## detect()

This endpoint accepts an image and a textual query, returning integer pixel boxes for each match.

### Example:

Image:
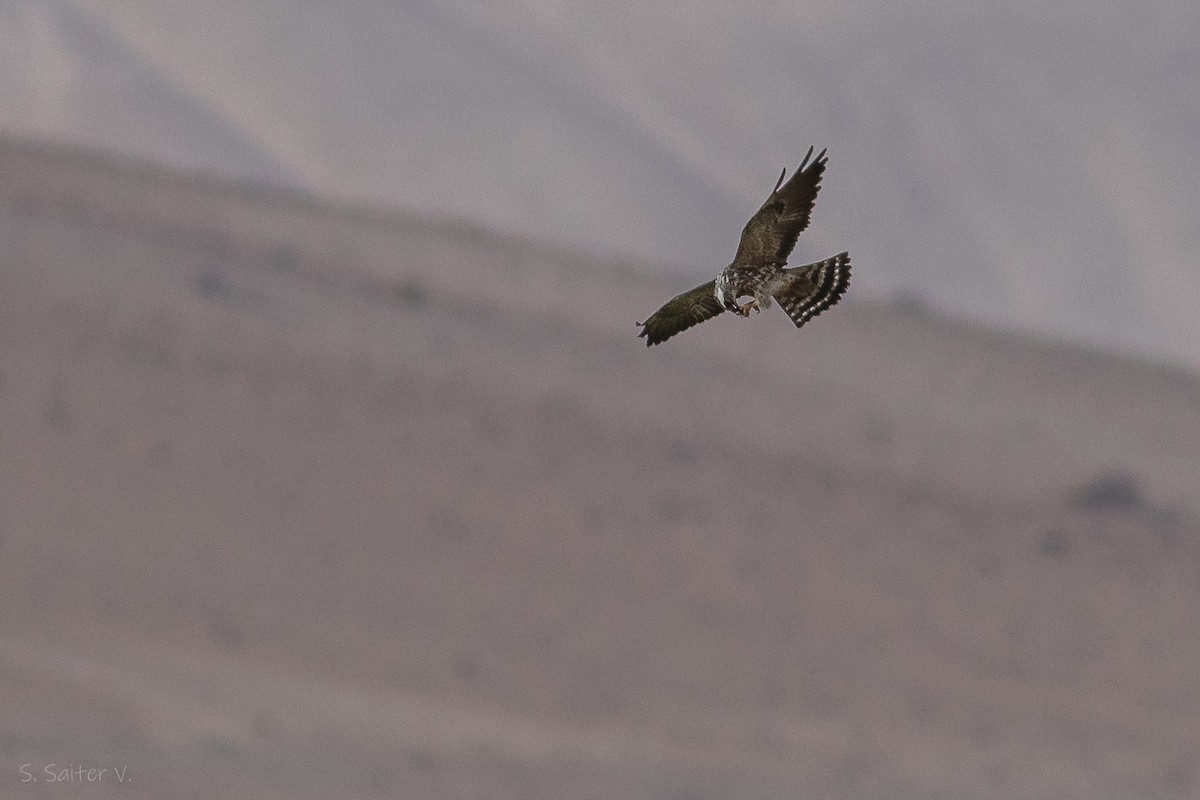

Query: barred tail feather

[773,252,851,329]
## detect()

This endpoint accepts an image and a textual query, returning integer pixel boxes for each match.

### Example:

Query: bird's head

[714,275,740,313]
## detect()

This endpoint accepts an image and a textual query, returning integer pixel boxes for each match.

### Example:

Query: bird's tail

[773,252,851,329]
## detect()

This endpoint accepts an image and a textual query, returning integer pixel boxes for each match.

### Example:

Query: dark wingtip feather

[638,327,663,347]
[799,146,828,174]
[772,166,788,194]
[636,322,659,346]
[799,145,815,169]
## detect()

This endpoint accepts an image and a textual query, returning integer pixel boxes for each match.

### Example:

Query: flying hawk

[637,147,850,346]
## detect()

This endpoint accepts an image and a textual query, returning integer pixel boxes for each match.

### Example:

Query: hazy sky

[2,0,1198,369]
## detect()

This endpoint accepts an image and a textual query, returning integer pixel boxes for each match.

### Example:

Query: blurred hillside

[1,137,1199,799]
[1,0,1198,368]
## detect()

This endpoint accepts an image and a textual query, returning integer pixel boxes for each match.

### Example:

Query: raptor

[637,147,850,346]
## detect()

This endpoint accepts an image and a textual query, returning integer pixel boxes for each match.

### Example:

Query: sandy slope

[1,137,1199,799]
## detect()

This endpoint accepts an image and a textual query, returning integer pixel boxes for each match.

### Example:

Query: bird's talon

[736,300,760,317]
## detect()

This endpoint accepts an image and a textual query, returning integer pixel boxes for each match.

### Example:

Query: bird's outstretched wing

[732,146,827,266]
[637,280,724,347]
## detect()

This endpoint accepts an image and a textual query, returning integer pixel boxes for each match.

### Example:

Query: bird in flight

[637,147,850,346]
